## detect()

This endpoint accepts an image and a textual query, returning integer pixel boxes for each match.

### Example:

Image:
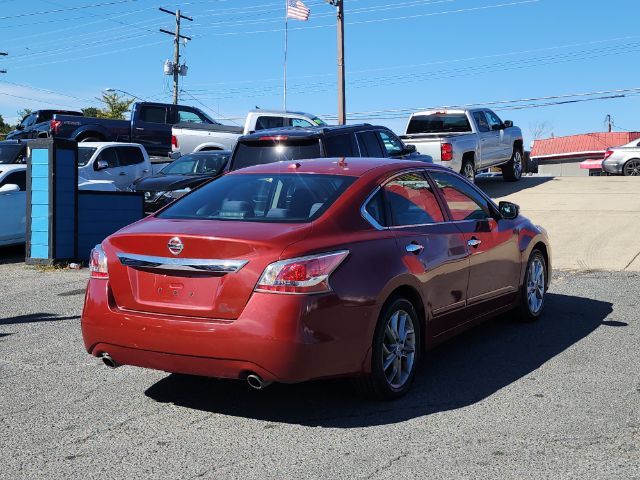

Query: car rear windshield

[230,138,322,171]
[157,173,355,223]
[0,144,24,164]
[77,147,97,166]
[406,114,471,134]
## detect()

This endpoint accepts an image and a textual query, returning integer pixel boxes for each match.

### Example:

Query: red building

[531,132,640,175]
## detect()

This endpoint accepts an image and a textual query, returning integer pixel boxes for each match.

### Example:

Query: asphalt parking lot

[1,177,639,479]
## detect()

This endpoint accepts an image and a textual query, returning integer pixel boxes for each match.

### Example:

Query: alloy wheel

[462,162,475,182]
[512,151,523,179]
[526,257,545,315]
[382,309,416,389]
[623,159,640,176]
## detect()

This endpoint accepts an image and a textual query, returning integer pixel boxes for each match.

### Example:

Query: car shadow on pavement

[476,175,554,198]
[0,313,80,325]
[0,245,25,265]
[145,293,612,428]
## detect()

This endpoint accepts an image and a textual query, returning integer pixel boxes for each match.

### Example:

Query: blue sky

[1,0,639,145]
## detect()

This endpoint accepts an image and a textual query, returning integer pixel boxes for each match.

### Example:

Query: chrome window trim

[117,253,248,273]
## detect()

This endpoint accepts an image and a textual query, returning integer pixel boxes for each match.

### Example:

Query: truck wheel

[461,159,476,183]
[502,148,523,182]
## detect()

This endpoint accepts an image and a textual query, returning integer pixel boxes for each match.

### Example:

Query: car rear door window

[378,130,404,157]
[363,190,388,227]
[95,147,119,169]
[384,172,444,226]
[139,106,167,124]
[356,131,385,157]
[254,116,288,130]
[116,146,144,166]
[429,172,491,221]
[323,133,358,157]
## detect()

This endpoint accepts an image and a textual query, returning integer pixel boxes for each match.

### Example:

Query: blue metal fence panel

[29,148,49,259]
[54,148,77,259]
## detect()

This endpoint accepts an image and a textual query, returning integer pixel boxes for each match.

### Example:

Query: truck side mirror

[15,124,24,131]
[95,160,109,171]
[403,144,417,155]
[504,120,513,128]
[0,184,20,194]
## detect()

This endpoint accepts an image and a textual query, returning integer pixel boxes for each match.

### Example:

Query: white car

[0,165,27,247]
[78,142,151,191]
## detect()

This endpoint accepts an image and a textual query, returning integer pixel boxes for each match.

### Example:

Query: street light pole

[327,0,346,125]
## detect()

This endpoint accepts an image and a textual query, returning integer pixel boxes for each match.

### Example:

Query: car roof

[226,157,449,177]
[0,164,27,178]
[248,109,320,117]
[77,142,144,148]
[0,139,32,145]
[239,123,385,141]
[186,150,232,155]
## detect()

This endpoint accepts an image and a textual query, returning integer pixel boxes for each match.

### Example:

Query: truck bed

[173,122,244,134]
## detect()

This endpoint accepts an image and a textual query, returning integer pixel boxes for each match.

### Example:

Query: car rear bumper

[602,159,622,174]
[81,279,376,383]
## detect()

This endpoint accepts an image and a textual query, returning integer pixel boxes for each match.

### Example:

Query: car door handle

[135,127,145,131]
[119,172,127,176]
[405,243,424,254]
[467,237,482,248]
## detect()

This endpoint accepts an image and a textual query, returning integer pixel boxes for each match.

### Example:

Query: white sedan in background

[77,142,152,190]
[0,165,27,247]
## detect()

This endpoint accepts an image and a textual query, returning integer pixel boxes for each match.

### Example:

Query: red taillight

[258,135,288,141]
[89,244,108,279]
[603,149,614,160]
[171,134,178,148]
[255,251,349,294]
[50,119,62,134]
[441,143,453,161]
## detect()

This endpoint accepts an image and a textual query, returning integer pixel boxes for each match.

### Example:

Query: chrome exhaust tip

[101,353,119,369]
[246,374,272,390]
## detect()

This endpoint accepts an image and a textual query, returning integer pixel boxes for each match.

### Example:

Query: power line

[0,0,140,20]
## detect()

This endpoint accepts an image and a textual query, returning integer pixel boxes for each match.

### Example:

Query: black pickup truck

[5,110,83,140]
[45,102,219,157]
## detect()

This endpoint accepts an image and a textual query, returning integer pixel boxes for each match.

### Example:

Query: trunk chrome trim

[117,253,248,273]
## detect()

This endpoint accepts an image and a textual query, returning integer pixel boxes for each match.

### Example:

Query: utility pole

[605,114,612,133]
[159,7,192,105]
[327,0,345,124]
[0,52,7,74]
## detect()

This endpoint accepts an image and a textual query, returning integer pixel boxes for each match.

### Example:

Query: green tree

[16,108,33,123]
[0,114,12,136]
[81,107,101,118]
[96,92,133,119]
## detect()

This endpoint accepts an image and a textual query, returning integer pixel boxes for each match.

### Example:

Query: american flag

[287,0,310,21]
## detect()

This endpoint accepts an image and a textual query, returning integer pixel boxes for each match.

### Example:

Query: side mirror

[403,144,417,155]
[499,201,519,220]
[503,120,513,128]
[95,160,109,171]
[15,124,24,131]
[0,184,20,194]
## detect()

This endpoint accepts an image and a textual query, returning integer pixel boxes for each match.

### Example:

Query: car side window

[378,130,404,157]
[324,133,358,157]
[117,147,144,166]
[430,172,491,221]
[1,171,26,190]
[364,190,387,227]
[291,118,313,128]
[95,148,119,169]
[356,131,384,157]
[472,112,490,133]
[139,106,167,124]
[485,110,503,131]
[178,109,209,124]
[255,116,287,130]
[384,172,444,226]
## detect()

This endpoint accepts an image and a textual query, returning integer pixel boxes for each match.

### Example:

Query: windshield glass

[312,117,327,126]
[160,152,229,176]
[0,144,25,164]
[231,139,322,171]
[77,147,97,166]
[157,173,354,223]
[406,113,472,134]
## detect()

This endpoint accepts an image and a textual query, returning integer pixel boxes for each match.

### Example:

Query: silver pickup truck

[171,110,327,156]
[400,108,524,182]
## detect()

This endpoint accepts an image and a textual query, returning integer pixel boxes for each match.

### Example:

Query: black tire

[502,147,523,182]
[354,296,421,400]
[461,158,476,183]
[622,158,640,176]
[516,249,547,322]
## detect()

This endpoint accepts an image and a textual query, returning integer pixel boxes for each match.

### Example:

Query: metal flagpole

[284,0,288,111]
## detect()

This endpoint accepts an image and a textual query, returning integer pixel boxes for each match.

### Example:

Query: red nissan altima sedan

[82,158,551,399]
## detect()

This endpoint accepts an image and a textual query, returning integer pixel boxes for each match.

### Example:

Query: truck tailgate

[401,136,442,163]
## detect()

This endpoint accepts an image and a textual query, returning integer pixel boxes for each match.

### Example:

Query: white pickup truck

[400,108,524,182]
[171,110,327,156]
